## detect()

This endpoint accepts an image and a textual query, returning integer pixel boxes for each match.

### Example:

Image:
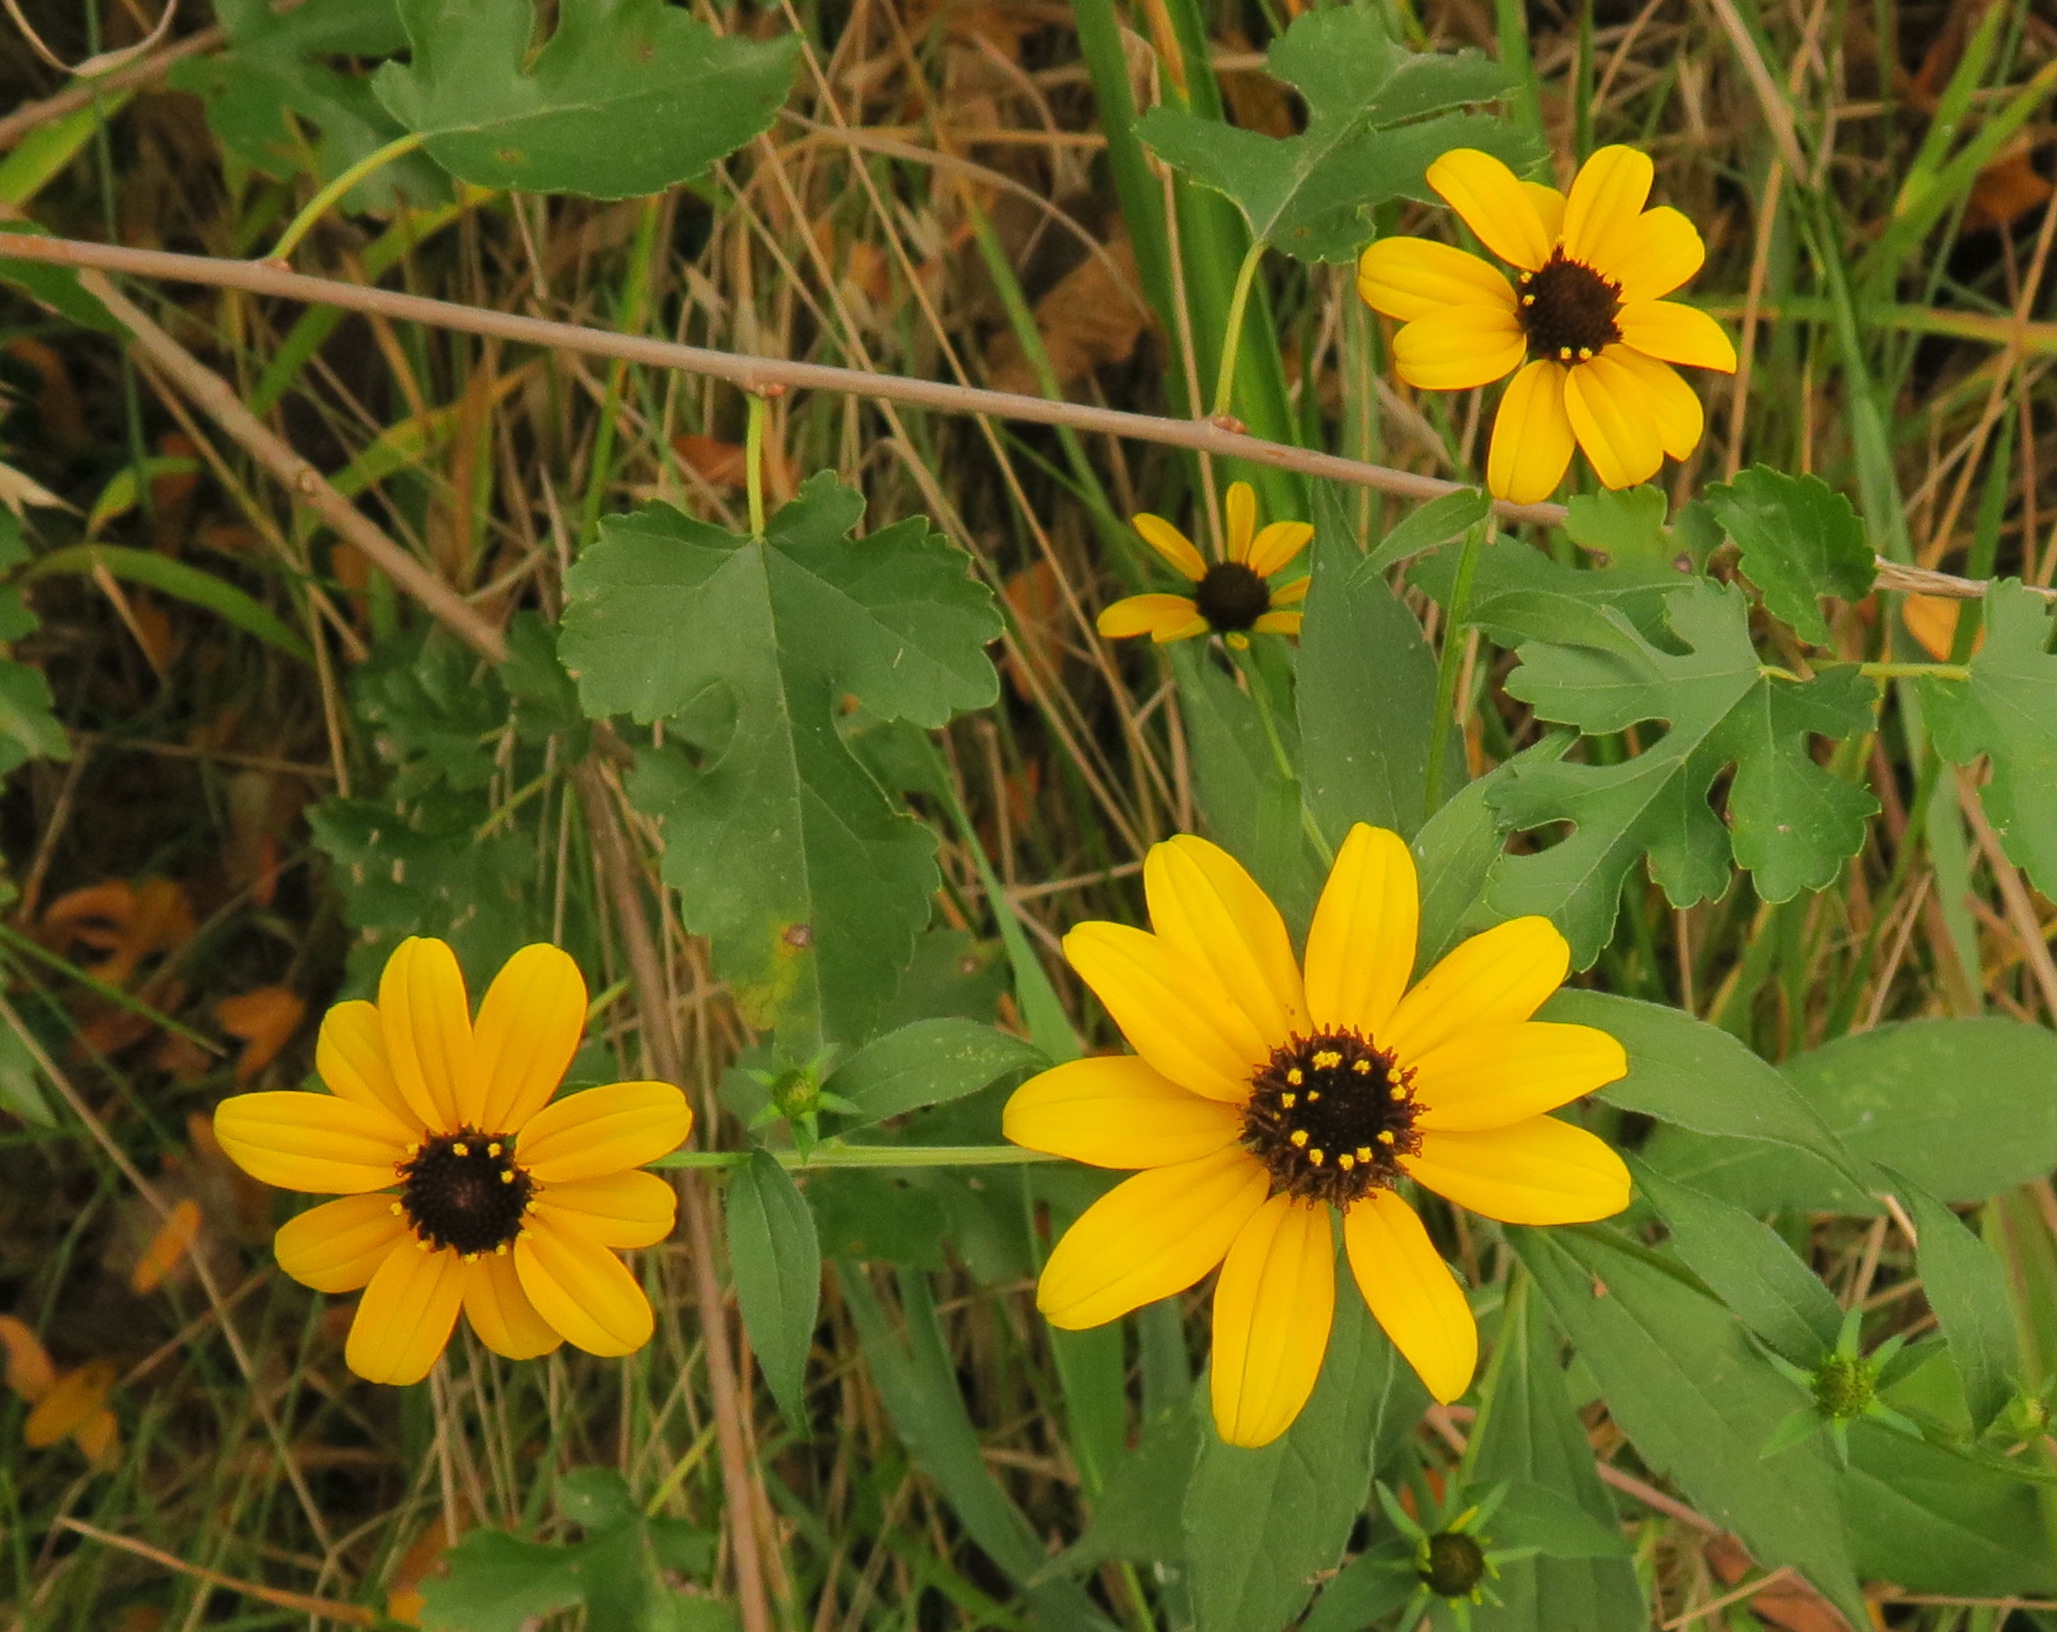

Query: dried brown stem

[0,26,225,151]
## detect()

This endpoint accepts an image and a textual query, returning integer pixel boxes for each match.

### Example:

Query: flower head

[214,938,692,1385]
[1097,481,1312,650]
[1003,825,1629,1446]
[1357,145,1738,504]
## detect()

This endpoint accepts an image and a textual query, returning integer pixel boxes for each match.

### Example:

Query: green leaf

[1298,1539,1417,1632]
[1705,467,1875,646]
[0,661,67,776]
[1361,487,1489,576]
[1489,582,1879,965]
[28,544,312,662]
[1409,532,1691,649]
[1183,1287,1426,1632]
[1895,1175,2018,1435]
[1296,485,1441,841]
[420,1531,585,1632]
[822,1019,1043,1130]
[1641,1017,2057,1213]
[1630,1159,1843,1367]
[1843,1418,2054,1597]
[725,1151,820,1428]
[1563,485,1672,566]
[561,476,1002,1054]
[1516,1226,1865,1625]
[1411,735,1568,967]
[374,0,798,199]
[808,1170,949,1269]
[1058,1407,1201,1570]
[1464,1275,1644,1631]
[1924,580,2057,898]
[0,1020,53,1126]
[1136,7,1533,262]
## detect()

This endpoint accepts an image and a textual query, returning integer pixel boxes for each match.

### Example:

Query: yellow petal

[1607,347,1705,460]
[1132,513,1207,582]
[1563,350,1664,491]
[1343,1190,1476,1403]
[1210,1196,1335,1448]
[474,944,587,1134]
[1427,148,1556,271]
[1563,145,1654,274]
[531,1171,678,1248]
[24,1359,116,1449]
[1523,181,1567,244]
[1304,824,1418,1038]
[346,1243,464,1385]
[1617,299,1738,372]
[1064,922,1270,1101]
[1246,521,1314,579]
[461,1252,563,1360]
[1487,360,1576,505]
[214,1091,411,1194]
[1144,834,1306,1049]
[1394,306,1525,391]
[1406,1116,1632,1224]
[514,1210,654,1357]
[1411,1022,1629,1131]
[1269,576,1310,607]
[1610,205,1705,301]
[1098,594,1208,643]
[275,1194,411,1292]
[1386,916,1570,1061]
[316,1000,416,1132]
[517,1080,693,1184]
[1036,1146,1269,1328]
[1003,1054,1244,1168]
[378,937,480,1133]
[1224,482,1256,564]
[1356,238,1515,322]
[1252,610,1303,637]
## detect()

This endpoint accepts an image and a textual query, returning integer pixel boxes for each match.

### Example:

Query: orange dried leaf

[73,1406,120,1469]
[1902,593,1984,660]
[1001,559,1067,700]
[0,1314,56,1401]
[986,235,1148,397]
[1966,145,2052,234]
[216,986,307,1082]
[42,877,197,987]
[24,1357,116,1449]
[671,432,792,499]
[131,1197,203,1294]
[387,1511,460,1625]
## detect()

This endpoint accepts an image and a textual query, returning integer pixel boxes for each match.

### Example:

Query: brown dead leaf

[1705,1536,1852,1632]
[386,1511,461,1626]
[150,431,202,533]
[41,877,197,989]
[671,432,794,500]
[216,986,306,1083]
[24,1356,117,1452]
[1001,558,1067,701]
[129,1197,203,1294]
[986,234,1148,396]
[1965,143,2052,234]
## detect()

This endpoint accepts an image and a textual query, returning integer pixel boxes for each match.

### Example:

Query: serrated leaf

[1924,580,2057,897]
[419,1531,585,1632]
[1297,485,1441,841]
[1894,1175,2017,1435]
[726,1151,820,1428]
[373,0,797,199]
[1136,8,1532,263]
[1408,533,1691,648]
[1563,485,1672,566]
[560,475,1001,1053]
[1488,582,1879,965]
[1706,468,1874,646]
[1516,1225,1865,1626]
[823,1018,1043,1130]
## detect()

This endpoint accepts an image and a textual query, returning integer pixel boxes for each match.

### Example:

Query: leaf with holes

[1705,467,1874,646]
[559,474,1001,1055]
[1486,581,1878,964]
[374,0,797,199]
[1137,7,1535,263]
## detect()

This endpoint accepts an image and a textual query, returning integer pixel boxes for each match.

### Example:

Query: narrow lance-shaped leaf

[1893,1173,2019,1436]
[726,1151,821,1429]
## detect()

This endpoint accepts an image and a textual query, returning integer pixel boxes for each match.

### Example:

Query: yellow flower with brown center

[1357,145,1738,504]
[1003,824,1630,1447]
[1097,481,1312,650]
[213,937,692,1385]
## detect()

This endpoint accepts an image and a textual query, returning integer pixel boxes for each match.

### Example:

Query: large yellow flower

[1004,825,1629,1447]
[1357,145,1737,504]
[214,937,692,1385]
[1098,481,1312,649]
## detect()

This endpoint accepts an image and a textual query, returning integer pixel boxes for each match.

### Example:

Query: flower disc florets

[399,1128,533,1256]
[1240,1029,1421,1208]
[1421,1530,1488,1599]
[1812,1352,1876,1421]
[1515,252,1624,363]
[1192,560,1272,634]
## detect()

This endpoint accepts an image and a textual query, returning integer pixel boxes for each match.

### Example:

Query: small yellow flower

[1357,145,1738,504]
[1004,825,1630,1447]
[1098,481,1312,650]
[214,937,692,1385]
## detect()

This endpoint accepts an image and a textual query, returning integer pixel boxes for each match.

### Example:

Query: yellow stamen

[1308,1149,1325,1166]
[451,1142,469,1158]
[500,1170,515,1184]
[1312,1050,1341,1069]
[1356,1146,1373,1162]
[1378,1130,1396,1145]
[1290,1129,1309,1148]
[486,1141,502,1157]
[1338,1153,1356,1171]
[1352,1058,1371,1074]
[1281,1092,1297,1108]
[1286,1067,1304,1086]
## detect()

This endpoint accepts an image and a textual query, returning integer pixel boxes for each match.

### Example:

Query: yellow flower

[1003,825,1630,1447]
[1357,145,1738,505]
[1098,481,1312,650]
[214,937,692,1385]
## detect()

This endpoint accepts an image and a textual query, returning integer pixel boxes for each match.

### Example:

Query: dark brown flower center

[399,1128,533,1255]
[1517,252,1622,363]
[1422,1531,1488,1599]
[1193,561,1271,633]
[1239,1029,1421,1207]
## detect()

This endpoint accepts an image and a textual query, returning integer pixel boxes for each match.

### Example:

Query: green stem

[265,131,427,263]
[1210,238,1268,421]
[746,392,769,539]
[652,1144,1061,1172]
[1858,660,1971,682]
[1423,519,1492,819]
